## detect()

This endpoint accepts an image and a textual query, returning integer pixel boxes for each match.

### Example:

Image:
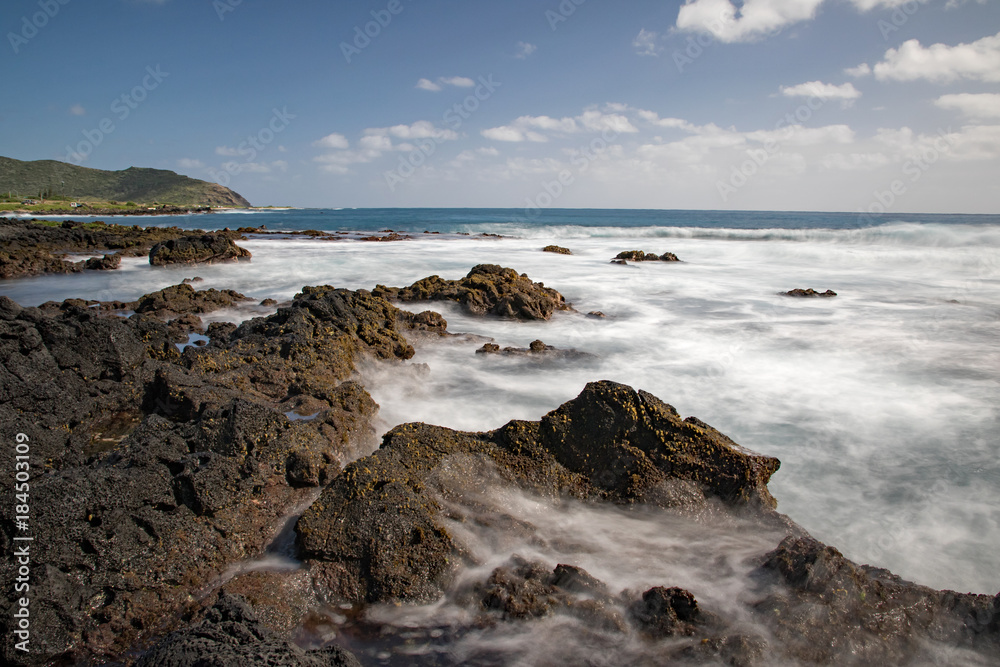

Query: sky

[2,0,999,213]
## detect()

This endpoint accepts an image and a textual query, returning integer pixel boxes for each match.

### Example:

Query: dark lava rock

[750,536,1000,664]
[588,311,607,318]
[134,283,251,318]
[782,288,837,297]
[610,259,628,266]
[182,277,205,284]
[135,593,360,667]
[0,283,430,665]
[359,232,406,242]
[0,217,232,279]
[296,381,781,604]
[475,339,595,360]
[149,234,252,266]
[260,298,278,307]
[614,250,680,262]
[629,586,701,637]
[374,264,570,321]
[542,245,572,255]
[84,252,123,271]
[476,342,501,354]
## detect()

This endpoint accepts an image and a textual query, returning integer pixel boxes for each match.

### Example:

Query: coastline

[1,213,998,665]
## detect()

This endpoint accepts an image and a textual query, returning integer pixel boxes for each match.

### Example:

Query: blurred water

[2,211,998,597]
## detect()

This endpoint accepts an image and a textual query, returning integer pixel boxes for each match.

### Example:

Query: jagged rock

[588,311,607,318]
[374,264,569,321]
[614,250,680,262]
[260,298,278,307]
[542,245,572,255]
[296,381,781,604]
[135,593,360,667]
[475,339,594,360]
[149,234,252,266]
[477,342,501,354]
[0,283,421,665]
[133,284,251,318]
[628,586,701,637]
[84,252,122,271]
[782,288,837,297]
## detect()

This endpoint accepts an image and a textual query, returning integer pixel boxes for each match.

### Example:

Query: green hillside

[0,156,251,207]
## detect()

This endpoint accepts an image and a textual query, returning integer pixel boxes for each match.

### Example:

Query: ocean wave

[461,222,1000,248]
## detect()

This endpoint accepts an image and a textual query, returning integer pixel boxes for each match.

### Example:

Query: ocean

[3,208,999,658]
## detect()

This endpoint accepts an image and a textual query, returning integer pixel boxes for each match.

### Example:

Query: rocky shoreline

[1,235,998,665]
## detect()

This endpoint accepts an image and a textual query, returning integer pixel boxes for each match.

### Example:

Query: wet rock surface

[475,339,594,360]
[0,217,241,279]
[542,245,572,255]
[782,288,837,297]
[0,284,433,665]
[614,250,680,262]
[374,264,570,320]
[149,233,252,266]
[135,593,361,667]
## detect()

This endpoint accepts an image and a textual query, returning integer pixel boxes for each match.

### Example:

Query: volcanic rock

[374,264,569,321]
[543,245,573,255]
[782,288,837,297]
[614,250,680,262]
[149,234,252,266]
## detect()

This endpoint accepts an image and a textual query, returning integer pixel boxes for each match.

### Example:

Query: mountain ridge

[0,156,251,207]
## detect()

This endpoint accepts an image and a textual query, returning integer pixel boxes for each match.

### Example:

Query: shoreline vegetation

[0,218,998,665]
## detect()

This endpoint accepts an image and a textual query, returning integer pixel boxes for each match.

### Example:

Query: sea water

[3,209,998,602]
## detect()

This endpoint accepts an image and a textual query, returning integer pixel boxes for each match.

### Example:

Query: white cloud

[780,81,862,107]
[69,104,86,116]
[675,0,825,43]
[359,134,392,151]
[633,29,661,56]
[416,76,475,92]
[850,0,928,10]
[935,93,1000,118]
[177,158,205,169]
[875,124,1000,161]
[845,63,872,78]
[482,109,638,143]
[514,42,537,59]
[215,146,240,156]
[416,78,443,92]
[820,152,890,170]
[440,76,475,87]
[366,120,458,141]
[873,31,1000,83]
[477,147,500,156]
[313,133,349,149]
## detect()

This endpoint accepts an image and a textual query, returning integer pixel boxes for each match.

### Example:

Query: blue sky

[2,0,999,212]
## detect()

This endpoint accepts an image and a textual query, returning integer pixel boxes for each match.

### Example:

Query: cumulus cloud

[675,0,824,43]
[313,133,349,149]
[177,158,205,169]
[934,93,1000,118]
[416,78,442,92]
[215,146,240,156]
[872,31,1000,83]
[845,63,872,78]
[69,104,86,116]
[632,29,661,56]
[514,42,537,59]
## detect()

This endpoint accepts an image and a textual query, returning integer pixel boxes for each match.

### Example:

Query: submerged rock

[614,250,680,262]
[149,233,252,266]
[374,264,570,321]
[542,245,573,255]
[782,288,837,297]
[135,593,360,667]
